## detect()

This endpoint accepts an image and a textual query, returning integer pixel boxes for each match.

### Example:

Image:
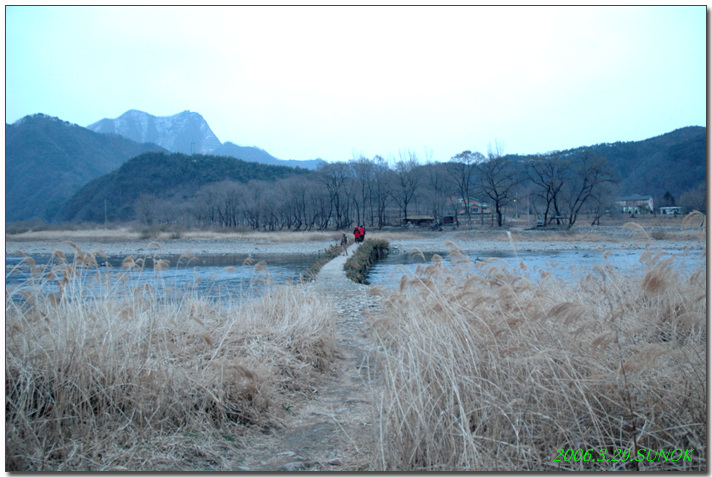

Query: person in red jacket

[358,225,365,243]
[353,226,361,244]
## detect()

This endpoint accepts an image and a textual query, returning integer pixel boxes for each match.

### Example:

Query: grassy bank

[368,234,706,471]
[5,247,338,471]
[344,239,390,283]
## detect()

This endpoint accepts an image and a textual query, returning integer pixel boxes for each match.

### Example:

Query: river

[5,246,705,300]
[366,247,705,287]
[5,253,318,301]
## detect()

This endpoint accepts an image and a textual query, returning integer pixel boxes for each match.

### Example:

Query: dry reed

[5,245,338,471]
[369,224,706,471]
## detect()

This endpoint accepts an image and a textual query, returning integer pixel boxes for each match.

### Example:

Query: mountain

[565,126,706,200]
[87,109,222,155]
[88,109,326,169]
[63,152,310,222]
[6,114,167,223]
[7,111,704,225]
[213,141,326,170]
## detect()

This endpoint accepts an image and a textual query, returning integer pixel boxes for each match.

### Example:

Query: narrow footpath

[234,242,384,471]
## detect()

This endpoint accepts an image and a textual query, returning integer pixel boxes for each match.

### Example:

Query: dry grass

[191,229,342,243]
[6,227,431,247]
[368,229,706,471]
[4,224,431,242]
[6,227,339,244]
[9,222,700,249]
[5,245,338,471]
[506,225,702,244]
[6,226,144,242]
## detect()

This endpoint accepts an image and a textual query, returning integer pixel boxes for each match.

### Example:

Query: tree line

[133,146,700,231]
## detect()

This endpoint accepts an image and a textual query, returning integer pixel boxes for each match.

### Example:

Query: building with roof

[616,194,654,214]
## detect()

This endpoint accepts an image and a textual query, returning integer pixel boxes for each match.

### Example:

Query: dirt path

[234,243,383,471]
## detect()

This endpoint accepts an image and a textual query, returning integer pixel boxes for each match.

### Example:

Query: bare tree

[526,152,567,226]
[317,162,356,229]
[587,181,616,226]
[371,155,392,229]
[242,180,267,230]
[560,152,617,229]
[390,151,421,225]
[192,184,220,226]
[447,150,482,225]
[309,181,332,229]
[679,185,706,214]
[476,143,520,227]
[278,176,305,230]
[349,155,374,227]
[135,194,160,226]
[422,161,451,224]
[190,181,246,228]
[218,182,244,228]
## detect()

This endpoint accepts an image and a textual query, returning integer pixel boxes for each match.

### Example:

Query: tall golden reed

[369,227,706,471]
[5,246,338,471]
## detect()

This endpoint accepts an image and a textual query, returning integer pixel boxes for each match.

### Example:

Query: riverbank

[6,224,705,260]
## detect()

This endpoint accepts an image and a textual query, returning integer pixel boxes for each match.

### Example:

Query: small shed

[440,215,457,226]
[402,215,436,227]
[659,206,681,215]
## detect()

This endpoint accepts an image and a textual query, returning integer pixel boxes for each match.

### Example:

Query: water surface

[366,247,704,288]
[6,253,318,300]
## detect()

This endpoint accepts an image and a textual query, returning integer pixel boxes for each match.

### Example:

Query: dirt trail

[235,243,383,471]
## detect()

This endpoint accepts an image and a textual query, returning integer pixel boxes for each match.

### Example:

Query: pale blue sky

[5,5,707,162]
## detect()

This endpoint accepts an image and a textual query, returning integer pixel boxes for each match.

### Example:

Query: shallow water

[5,253,319,300]
[366,247,705,288]
[6,246,705,299]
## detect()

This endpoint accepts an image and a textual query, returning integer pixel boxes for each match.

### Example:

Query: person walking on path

[353,226,361,244]
[358,225,365,243]
[340,233,349,256]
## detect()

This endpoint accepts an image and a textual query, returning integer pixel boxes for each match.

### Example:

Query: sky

[5,4,707,163]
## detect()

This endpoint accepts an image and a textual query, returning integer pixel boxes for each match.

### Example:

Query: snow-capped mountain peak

[87,109,222,155]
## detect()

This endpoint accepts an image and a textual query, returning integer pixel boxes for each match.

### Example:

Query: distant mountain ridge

[87,109,326,169]
[5,110,325,224]
[88,110,222,155]
[5,112,705,225]
[6,114,167,223]
[213,141,326,170]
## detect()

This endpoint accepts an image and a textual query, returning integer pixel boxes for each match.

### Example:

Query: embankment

[344,239,389,283]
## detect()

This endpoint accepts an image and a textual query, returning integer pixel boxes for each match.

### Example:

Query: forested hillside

[63,152,310,222]
[6,114,167,222]
[497,126,707,221]
[7,113,705,229]
[572,126,705,200]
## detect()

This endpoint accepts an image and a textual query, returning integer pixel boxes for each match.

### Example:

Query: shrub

[344,238,389,283]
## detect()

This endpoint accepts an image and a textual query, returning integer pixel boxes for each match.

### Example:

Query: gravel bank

[6,225,704,259]
[5,237,335,258]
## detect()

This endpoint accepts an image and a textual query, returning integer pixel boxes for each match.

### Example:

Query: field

[5,216,707,471]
